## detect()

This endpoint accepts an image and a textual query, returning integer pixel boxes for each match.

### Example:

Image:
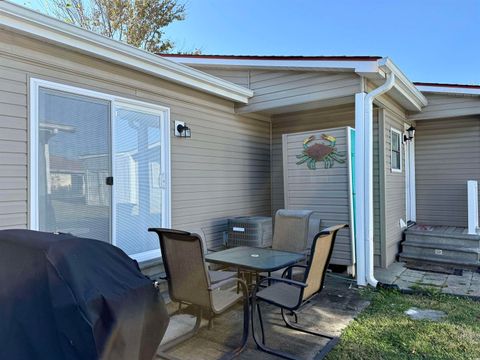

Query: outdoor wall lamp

[174,120,191,138]
[404,126,416,142]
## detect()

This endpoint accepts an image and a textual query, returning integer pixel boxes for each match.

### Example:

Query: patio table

[205,246,306,287]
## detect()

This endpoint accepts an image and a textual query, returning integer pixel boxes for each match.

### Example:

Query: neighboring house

[0,2,478,285]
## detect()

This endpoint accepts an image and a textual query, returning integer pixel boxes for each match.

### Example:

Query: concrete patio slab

[157,275,369,359]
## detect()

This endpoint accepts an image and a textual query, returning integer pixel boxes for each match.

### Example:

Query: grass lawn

[327,288,480,360]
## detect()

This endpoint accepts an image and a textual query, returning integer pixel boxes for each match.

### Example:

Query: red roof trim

[159,54,382,61]
[414,82,480,89]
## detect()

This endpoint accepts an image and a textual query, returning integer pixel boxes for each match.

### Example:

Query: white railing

[467,180,479,235]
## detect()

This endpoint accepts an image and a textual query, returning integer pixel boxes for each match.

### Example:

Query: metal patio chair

[272,209,321,253]
[149,228,250,360]
[251,224,348,360]
[187,227,236,284]
[264,209,322,279]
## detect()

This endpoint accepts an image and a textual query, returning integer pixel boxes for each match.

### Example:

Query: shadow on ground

[158,275,369,359]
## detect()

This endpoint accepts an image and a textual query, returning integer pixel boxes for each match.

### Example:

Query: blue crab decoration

[296,134,346,169]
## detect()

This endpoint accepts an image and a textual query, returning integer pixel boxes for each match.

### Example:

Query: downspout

[364,72,395,287]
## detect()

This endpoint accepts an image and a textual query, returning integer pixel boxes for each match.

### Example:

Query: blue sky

[13,0,480,84]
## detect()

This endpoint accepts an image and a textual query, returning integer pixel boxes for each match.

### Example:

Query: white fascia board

[378,58,428,110]
[416,85,480,96]
[0,1,253,103]
[165,56,381,74]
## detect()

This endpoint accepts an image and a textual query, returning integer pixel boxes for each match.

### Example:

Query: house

[0,1,478,286]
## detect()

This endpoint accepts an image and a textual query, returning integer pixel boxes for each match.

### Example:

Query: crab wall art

[296,134,346,169]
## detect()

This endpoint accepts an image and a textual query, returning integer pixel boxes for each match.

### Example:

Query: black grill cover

[0,229,169,360]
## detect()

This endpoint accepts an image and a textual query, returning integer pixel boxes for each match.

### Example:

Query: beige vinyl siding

[408,94,480,121]
[0,63,28,230]
[282,127,353,265]
[0,30,271,250]
[197,67,360,114]
[381,108,409,267]
[415,117,480,227]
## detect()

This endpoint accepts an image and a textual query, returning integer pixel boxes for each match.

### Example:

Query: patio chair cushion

[211,289,243,314]
[256,282,302,309]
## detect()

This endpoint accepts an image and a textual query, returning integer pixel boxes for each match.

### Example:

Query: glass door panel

[114,106,163,259]
[38,88,111,241]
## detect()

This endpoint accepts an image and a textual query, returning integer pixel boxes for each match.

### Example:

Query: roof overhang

[164,55,428,112]
[0,1,253,104]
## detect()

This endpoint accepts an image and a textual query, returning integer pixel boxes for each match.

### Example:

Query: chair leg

[281,308,339,359]
[251,298,298,360]
[256,303,265,345]
[157,306,203,356]
[281,308,334,339]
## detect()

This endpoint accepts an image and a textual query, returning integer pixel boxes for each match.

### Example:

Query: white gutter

[379,58,427,111]
[0,1,253,103]
[356,73,396,287]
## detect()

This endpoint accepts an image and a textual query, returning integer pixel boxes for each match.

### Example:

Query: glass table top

[205,246,306,272]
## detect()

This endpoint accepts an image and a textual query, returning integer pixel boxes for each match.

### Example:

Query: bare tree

[45,0,186,53]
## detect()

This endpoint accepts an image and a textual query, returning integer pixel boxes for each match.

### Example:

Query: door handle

[106,176,114,186]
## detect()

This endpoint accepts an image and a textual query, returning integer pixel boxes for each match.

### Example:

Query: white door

[405,137,416,222]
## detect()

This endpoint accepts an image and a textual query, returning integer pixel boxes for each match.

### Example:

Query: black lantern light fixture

[404,125,416,142]
[174,121,191,138]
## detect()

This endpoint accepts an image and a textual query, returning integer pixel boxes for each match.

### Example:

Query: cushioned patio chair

[149,228,249,360]
[251,224,348,360]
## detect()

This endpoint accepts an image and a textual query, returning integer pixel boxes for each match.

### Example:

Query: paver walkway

[375,262,480,298]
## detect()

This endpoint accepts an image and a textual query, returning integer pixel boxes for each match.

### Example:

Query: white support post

[467,180,479,235]
[355,92,366,286]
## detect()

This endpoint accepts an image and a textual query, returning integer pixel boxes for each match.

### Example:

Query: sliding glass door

[32,79,170,261]
[113,105,165,261]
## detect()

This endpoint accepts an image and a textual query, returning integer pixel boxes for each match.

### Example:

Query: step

[399,252,480,269]
[405,232,480,249]
[401,241,480,263]
[405,227,480,241]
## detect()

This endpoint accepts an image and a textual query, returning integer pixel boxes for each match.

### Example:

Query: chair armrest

[281,264,308,279]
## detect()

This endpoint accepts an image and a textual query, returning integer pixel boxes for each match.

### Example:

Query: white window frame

[390,127,403,173]
[29,78,171,262]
